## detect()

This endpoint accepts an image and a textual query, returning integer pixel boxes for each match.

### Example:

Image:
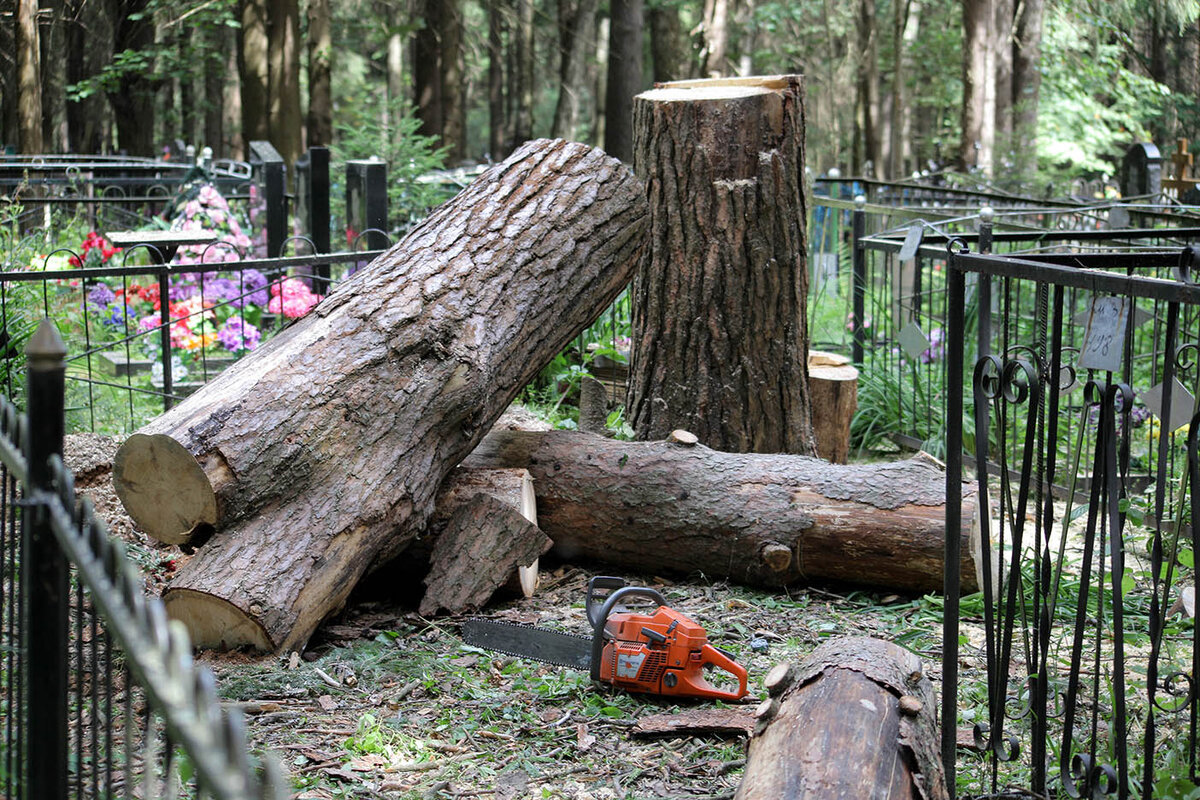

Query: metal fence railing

[0,318,286,799]
[943,248,1200,799]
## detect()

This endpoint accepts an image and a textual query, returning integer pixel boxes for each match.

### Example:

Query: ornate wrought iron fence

[0,319,286,800]
[943,247,1200,799]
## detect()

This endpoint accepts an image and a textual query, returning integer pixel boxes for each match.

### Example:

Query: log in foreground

[736,637,947,800]
[461,430,986,594]
[114,139,648,651]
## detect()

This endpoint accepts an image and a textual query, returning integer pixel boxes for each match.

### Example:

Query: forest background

[0,0,1198,203]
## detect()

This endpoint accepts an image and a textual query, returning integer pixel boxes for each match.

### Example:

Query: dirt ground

[65,431,961,800]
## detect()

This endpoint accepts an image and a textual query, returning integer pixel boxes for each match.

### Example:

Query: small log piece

[807,349,858,464]
[578,376,610,435]
[736,637,947,800]
[418,494,552,616]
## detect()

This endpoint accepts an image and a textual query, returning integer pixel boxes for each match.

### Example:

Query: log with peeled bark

[460,430,987,594]
[112,139,648,652]
[736,637,947,800]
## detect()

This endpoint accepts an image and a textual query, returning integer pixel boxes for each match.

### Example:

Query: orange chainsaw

[462,576,749,701]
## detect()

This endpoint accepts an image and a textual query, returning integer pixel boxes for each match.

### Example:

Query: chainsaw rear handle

[587,580,668,682]
[671,643,749,701]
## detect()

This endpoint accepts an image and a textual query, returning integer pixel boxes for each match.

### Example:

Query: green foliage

[1037,5,1172,180]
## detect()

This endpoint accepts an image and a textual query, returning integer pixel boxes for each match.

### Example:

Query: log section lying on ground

[461,430,986,594]
[112,139,649,652]
[736,637,947,800]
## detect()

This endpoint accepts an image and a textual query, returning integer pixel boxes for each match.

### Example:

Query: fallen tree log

[112,139,648,651]
[460,430,986,594]
[736,637,947,800]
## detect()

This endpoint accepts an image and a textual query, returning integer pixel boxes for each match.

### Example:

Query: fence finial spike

[26,318,67,364]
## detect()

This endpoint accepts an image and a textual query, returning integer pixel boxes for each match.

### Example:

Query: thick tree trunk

[487,0,508,159]
[461,430,988,595]
[1011,0,1043,180]
[113,140,648,652]
[307,0,333,148]
[604,0,643,163]
[512,0,535,146]
[648,3,685,82]
[16,0,42,153]
[267,0,303,167]
[958,0,988,172]
[992,0,1013,157]
[440,0,465,163]
[737,637,947,800]
[628,75,813,455]
[239,0,270,146]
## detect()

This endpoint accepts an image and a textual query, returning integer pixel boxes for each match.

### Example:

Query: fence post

[346,158,389,251]
[851,194,867,364]
[24,318,68,800]
[309,147,331,291]
[250,141,287,258]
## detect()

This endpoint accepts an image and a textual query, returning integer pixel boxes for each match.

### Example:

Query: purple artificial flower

[87,282,116,310]
[217,317,261,353]
[234,269,270,308]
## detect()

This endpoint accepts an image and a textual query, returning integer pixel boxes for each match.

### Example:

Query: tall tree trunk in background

[958,0,988,171]
[203,22,227,155]
[179,27,197,148]
[224,26,242,157]
[109,0,156,155]
[0,0,18,150]
[512,0,535,146]
[415,0,444,142]
[701,0,729,76]
[991,0,1013,169]
[552,0,598,140]
[40,0,67,152]
[604,0,642,163]
[887,0,911,179]
[487,0,507,159]
[648,2,684,82]
[591,15,609,145]
[439,0,465,162]
[16,0,42,153]
[735,0,756,76]
[383,1,404,137]
[267,0,303,166]
[1011,0,1043,181]
[239,0,270,147]
[307,0,333,147]
[853,0,880,176]
[67,0,112,153]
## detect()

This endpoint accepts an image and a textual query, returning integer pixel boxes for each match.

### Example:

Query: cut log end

[113,433,217,546]
[162,588,273,652]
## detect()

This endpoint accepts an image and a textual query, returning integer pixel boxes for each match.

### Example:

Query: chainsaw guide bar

[461,618,594,670]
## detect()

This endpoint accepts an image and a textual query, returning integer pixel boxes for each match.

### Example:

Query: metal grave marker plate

[898,222,924,262]
[898,320,931,362]
[1141,378,1196,434]
[1078,296,1129,373]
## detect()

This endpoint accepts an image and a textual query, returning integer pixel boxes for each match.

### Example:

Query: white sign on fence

[1078,295,1130,373]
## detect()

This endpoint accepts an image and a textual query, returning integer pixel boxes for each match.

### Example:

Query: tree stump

[628,75,814,454]
[808,350,858,464]
[462,430,988,594]
[737,637,947,800]
[112,139,649,652]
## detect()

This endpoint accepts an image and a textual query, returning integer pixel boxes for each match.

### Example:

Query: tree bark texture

[418,493,551,616]
[113,140,648,652]
[460,430,987,595]
[628,75,814,455]
[604,0,643,163]
[1011,0,1044,178]
[736,637,947,800]
[808,351,857,464]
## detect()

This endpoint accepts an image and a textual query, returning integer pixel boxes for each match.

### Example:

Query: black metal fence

[0,318,286,799]
[942,247,1200,799]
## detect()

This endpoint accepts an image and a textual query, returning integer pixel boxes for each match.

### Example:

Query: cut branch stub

[113,433,219,545]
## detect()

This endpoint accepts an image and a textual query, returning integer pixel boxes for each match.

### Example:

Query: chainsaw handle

[588,583,668,681]
[673,643,749,701]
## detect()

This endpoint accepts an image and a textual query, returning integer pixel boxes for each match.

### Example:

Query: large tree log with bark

[737,637,947,800]
[461,430,987,594]
[112,139,648,652]
[628,75,814,454]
